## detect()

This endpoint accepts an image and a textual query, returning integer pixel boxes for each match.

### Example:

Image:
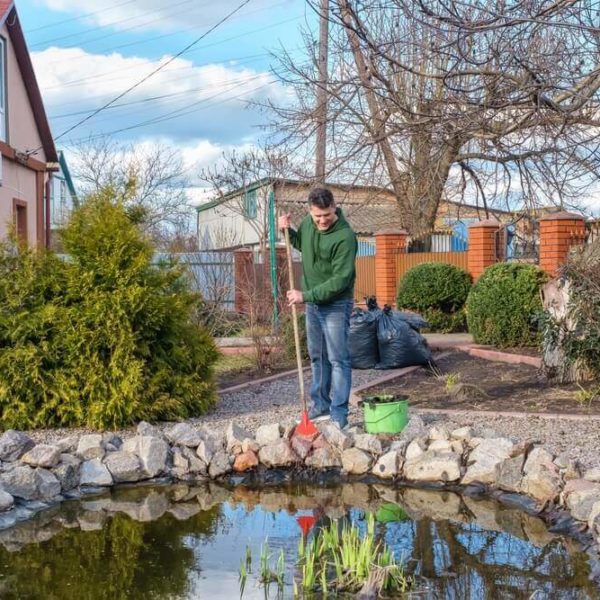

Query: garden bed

[361,350,598,415]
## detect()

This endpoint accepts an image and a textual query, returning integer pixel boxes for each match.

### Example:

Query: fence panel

[355,256,376,304]
[154,252,235,311]
[395,251,469,285]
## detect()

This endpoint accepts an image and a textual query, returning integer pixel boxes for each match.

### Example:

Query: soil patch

[361,351,600,415]
[217,364,297,389]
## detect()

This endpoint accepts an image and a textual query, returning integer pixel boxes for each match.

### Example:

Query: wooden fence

[354,256,376,305]
[395,251,469,284]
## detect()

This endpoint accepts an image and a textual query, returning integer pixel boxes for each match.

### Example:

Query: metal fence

[154,252,235,311]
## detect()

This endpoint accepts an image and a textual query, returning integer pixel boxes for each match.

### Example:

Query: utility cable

[29,0,251,153]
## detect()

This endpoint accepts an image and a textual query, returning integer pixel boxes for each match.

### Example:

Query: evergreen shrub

[396,262,472,332]
[466,262,547,347]
[0,188,218,430]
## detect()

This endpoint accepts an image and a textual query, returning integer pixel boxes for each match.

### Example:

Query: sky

[15,0,309,203]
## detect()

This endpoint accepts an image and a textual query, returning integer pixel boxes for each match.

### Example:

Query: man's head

[308,187,338,231]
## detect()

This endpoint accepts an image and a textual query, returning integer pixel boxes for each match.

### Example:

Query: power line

[36,0,251,151]
[29,0,206,49]
[62,79,276,146]
[25,0,140,33]
[34,8,297,72]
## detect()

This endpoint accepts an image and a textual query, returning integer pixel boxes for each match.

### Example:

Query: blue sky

[16,0,309,195]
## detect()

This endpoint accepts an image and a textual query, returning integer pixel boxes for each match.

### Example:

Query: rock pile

[0,416,599,552]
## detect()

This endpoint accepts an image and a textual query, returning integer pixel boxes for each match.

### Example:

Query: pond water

[0,482,597,599]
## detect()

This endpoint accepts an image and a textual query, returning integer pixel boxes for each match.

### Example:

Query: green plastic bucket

[362,396,408,434]
[375,503,409,523]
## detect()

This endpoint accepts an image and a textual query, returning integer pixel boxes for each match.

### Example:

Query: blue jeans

[305,299,353,427]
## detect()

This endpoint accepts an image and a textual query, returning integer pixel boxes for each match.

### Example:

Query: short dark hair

[308,187,335,209]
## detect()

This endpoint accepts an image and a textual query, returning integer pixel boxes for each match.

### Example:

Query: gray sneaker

[297,410,330,424]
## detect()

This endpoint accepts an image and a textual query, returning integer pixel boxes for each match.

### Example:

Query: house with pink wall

[0,0,58,247]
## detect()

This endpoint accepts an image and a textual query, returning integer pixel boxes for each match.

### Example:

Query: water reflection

[0,482,596,599]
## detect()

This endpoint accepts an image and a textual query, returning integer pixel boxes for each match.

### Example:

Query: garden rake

[284,228,319,438]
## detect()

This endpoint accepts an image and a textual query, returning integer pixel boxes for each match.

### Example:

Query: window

[13,199,27,243]
[0,37,6,142]
[243,188,257,219]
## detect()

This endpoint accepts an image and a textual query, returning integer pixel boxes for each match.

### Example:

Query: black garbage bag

[376,306,433,369]
[393,308,429,331]
[349,300,381,369]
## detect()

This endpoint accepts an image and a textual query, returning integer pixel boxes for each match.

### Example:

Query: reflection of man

[278,188,357,429]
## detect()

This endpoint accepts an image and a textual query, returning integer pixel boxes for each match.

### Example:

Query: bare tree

[271,0,600,235]
[71,137,193,246]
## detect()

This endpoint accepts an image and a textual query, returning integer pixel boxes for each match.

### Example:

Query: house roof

[58,151,79,206]
[196,177,515,236]
[0,3,58,163]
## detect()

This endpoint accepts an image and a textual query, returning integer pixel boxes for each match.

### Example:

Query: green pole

[268,188,279,328]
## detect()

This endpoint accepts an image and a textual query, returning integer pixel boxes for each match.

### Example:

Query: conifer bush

[0,188,218,430]
[396,262,472,332]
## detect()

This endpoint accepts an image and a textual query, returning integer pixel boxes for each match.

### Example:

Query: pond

[0,481,597,599]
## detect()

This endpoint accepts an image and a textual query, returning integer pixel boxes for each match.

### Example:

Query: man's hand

[278,213,292,230]
[287,289,304,305]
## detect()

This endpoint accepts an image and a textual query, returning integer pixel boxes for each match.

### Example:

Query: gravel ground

[25,364,600,471]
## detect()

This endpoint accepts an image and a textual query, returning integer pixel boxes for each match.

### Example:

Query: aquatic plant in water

[296,513,410,595]
[241,514,410,597]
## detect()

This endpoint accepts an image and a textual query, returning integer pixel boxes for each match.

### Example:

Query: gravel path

[25,363,600,471]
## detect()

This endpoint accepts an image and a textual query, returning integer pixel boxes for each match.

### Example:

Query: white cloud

[38,0,294,32]
[32,46,289,144]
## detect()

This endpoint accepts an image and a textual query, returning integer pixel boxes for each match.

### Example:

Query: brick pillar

[539,211,586,277]
[375,229,408,307]
[468,219,503,280]
[233,248,253,314]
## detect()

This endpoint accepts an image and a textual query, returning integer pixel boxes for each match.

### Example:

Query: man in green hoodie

[279,187,357,429]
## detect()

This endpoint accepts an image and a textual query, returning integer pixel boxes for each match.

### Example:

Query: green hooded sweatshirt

[289,207,357,304]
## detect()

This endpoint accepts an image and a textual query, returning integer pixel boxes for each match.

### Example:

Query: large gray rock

[104,452,143,483]
[165,423,202,447]
[428,425,450,441]
[255,424,281,446]
[52,462,79,492]
[77,435,105,460]
[405,439,426,461]
[404,451,461,483]
[495,455,524,493]
[450,426,474,441]
[258,440,297,468]
[0,430,34,462]
[137,421,161,437]
[341,448,372,475]
[55,435,79,454]
[320,422,352,451]
[305,447,342,469]
[21,444,61,469]
[171,447,190,479]
[208,450,231,479]
[398,415,427,442]
[428,440,453,453]
[180,446,207,475]
[584,468,600,483]
[135,436,169,478]
[521,448,562,504]
[0,490,14,512]
[80,459,113,486]
[196,436,222,465]
[462,438,514,485]
[353,434,382,457]
[35,469,61,499]
[0,466,38,499]
[226,423,252,452]
[564,480,600,521]
[372,451,402,479]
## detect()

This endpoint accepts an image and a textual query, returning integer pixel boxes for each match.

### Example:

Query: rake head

[295,410,319,438]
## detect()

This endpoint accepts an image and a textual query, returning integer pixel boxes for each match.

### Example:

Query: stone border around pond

[1,416,600,582]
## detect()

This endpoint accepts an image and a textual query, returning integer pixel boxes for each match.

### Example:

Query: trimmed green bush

[466,262,547,347]
[0,188,218,430]
[396,263,472,332]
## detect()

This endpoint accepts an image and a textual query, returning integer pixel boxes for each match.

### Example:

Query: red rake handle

[284,228,307,412]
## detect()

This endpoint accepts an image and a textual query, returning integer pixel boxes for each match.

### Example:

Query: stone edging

[1,416,600,581]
